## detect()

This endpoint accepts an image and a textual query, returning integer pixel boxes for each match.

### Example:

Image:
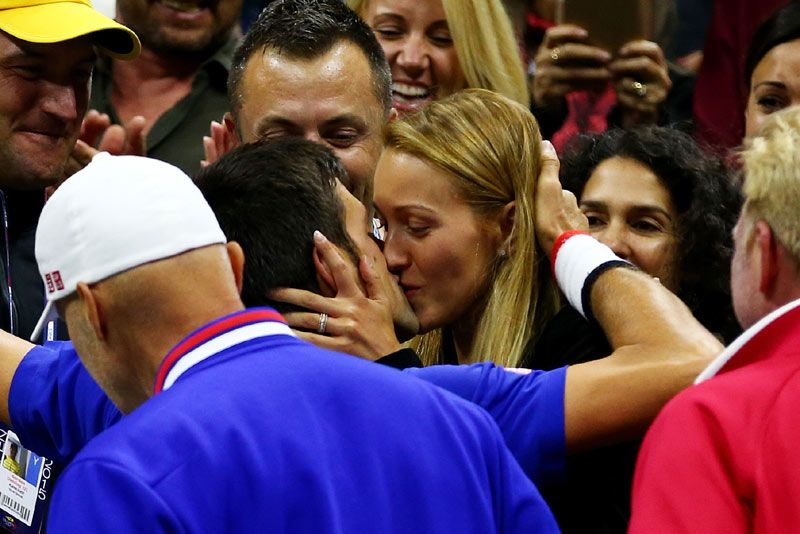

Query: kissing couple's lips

[400,283,421,300]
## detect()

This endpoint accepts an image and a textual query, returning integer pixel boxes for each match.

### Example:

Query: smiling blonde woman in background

[347,0,528,114]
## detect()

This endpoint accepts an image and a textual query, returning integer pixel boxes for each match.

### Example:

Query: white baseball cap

[31,153,227,341]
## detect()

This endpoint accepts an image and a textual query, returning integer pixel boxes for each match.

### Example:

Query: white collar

[695,297,800,384]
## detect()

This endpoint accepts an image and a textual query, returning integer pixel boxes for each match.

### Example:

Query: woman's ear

[498,201,516,255]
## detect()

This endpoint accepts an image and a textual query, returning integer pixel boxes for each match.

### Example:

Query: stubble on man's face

[0,33,93,190]
[116,0,243,57]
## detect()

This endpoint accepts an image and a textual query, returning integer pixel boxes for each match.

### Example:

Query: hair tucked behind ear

[384,89,560,367]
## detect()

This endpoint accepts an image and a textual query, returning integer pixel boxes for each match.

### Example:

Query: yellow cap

[0,0,141,59]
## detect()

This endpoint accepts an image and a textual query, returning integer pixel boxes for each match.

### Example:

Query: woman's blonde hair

[347,0,529,107]
[384,89,560,367]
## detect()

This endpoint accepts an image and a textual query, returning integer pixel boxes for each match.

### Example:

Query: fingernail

[313,230,328,243]
[211,121,220,128]
[600,51,612,61]
[203,136,211,144]
[576,28,588,37]
[542,140,556,156]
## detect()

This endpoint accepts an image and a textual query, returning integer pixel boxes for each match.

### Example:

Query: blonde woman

[347,0,528,114]
[375,89,560,366]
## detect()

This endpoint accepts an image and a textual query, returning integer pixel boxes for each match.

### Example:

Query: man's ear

[226,241,245,294]
[755,220,780,296]
[313,247,337,297]
[75,282,107,342]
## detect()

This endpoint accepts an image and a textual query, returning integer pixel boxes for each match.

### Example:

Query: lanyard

[0,191,15,335]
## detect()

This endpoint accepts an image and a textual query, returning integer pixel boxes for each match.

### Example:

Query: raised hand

[609,40,671,126]
[533,25,612,109]
[534,141,588,255]
[201,113,240,167]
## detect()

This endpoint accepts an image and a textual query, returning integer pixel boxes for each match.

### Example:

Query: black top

[90,37,237,177]
[526,306,639,534]
[0,190,46,340]
[380,309,638,533]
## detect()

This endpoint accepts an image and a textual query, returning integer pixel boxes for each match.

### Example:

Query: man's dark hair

[228,0,391,118]
[194,138,359,310]
[561,126,743,343]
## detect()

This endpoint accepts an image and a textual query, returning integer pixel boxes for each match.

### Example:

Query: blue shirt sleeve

[405,363,567,488]
[8,342,122,464]
[47,459,181,534]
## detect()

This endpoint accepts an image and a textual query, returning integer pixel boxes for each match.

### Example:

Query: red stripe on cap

[154,309,286,393]
[550,230,589,276]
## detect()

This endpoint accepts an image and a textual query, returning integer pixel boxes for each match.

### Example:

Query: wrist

[551,231,633,320]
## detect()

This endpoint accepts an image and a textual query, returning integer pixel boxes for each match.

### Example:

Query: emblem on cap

[44,271,64,294]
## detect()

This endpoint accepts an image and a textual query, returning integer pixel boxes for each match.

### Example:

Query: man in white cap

[31,153,558,531]
[0,0,139,340]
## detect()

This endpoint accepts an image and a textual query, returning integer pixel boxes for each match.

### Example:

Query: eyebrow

[754,81,787,91]
[0,50,96,70]
[372,12,405,23]
[395,203,438,215]
[580,200,674,220]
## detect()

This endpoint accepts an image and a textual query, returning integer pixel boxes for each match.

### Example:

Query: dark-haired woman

[744,0,800,136]
[526,126,742,533]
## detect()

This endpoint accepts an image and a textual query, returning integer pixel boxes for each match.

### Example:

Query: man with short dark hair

[196,137,419,341]
[220,0,392,206]
[195,138,360,306]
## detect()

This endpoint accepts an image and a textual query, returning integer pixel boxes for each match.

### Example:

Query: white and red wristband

[550,230,633,321]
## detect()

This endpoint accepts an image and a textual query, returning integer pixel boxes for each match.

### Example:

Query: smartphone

[556,0,653,54]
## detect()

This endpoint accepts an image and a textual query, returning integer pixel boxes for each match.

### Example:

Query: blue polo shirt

[10,309,562,532]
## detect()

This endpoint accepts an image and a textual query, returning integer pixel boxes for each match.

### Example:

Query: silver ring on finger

[317,312,329,334]
[550,47,561,64]
[632,81,648,98]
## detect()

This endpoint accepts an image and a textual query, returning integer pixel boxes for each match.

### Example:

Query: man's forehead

[241,42,381,111]
[0,30,94,62]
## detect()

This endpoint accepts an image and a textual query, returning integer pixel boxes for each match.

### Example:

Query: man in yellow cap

[0,0,138,341]
[0,7,137,530]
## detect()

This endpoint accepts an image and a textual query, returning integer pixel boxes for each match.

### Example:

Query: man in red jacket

[631,106,800,532]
